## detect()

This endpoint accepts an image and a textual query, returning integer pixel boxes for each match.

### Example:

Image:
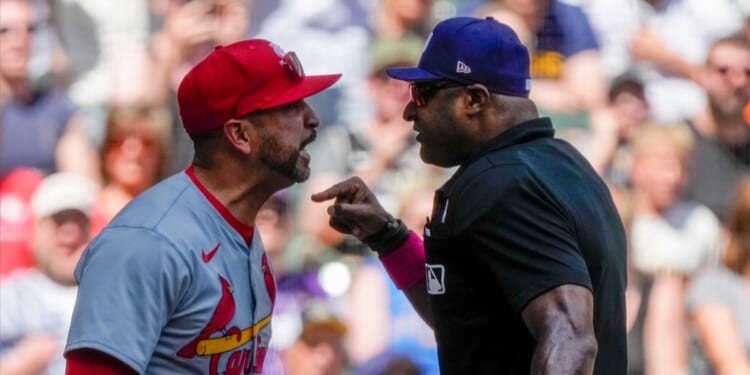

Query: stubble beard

[258,132,310,183]
[418,105,464,168]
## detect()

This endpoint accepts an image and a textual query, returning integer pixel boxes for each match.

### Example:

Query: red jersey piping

[185,165,255,244]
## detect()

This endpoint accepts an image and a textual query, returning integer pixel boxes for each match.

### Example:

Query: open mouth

[298,132,317,163]
[301,131,317,149]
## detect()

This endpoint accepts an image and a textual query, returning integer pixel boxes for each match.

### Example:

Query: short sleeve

[556,2,600,56]
[456,167,592,314]
[685,269,737,313]
[0,280,28,345]
[65,227,190,374]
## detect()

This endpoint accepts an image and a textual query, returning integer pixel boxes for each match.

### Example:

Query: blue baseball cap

[386,17,532,97]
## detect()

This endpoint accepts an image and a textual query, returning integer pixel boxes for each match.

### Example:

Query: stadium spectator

[478,0,609,115]
[582,73,651,186]
[89,105,172,235]
[582,0,744,123]
[0,172,98,375]
[282,299,349,375]
[686,177,750,375]
[628,123,723,375]
[149,0,249,173]
[0,0,99,181]
[0,168,44,276]
[629,123,722,275]
[685,36,750,223]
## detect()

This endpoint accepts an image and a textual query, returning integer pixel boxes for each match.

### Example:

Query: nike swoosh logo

[201,243,220,263]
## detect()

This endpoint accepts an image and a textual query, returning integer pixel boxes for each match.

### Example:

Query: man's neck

[1,76,32,102]
[191,163,282,227]
[0,77,33,100]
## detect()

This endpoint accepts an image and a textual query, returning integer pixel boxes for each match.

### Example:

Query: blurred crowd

[0,0,749,374]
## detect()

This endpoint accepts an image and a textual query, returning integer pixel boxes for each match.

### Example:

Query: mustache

[301,131,317,148]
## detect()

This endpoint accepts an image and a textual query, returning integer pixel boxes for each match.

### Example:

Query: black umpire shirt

[423,118,627,374]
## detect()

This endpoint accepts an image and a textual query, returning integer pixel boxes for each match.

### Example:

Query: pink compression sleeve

[379,230,426,290]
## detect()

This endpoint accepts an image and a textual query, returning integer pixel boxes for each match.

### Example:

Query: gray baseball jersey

[66,167,276,375]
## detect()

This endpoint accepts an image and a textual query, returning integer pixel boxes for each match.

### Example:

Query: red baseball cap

[177,39,342,134]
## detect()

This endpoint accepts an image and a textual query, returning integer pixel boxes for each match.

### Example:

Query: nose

[121,136,145,156]
[659,161,685,188]
[403,101,417,122]
[302,100,320,130]
[727,67,749,88]
[56,220,88,249]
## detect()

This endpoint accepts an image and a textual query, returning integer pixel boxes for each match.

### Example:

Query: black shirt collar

[462,117,555,167]
[440,117,555,193]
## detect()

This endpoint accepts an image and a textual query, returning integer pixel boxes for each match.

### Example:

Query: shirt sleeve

[65,226,190,374]
[0,281,24,347]
[66,348,138,375]
[455,166,592,314]
[556,2,600,56]
[685,269,735,313]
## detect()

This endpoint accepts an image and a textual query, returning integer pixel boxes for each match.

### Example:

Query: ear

[222,119,253,155]
[463,84,491,116]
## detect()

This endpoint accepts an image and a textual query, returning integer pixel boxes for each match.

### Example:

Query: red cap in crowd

[177,39,342,134]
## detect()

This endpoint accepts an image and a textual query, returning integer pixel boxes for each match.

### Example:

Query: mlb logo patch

[426,264,446,294]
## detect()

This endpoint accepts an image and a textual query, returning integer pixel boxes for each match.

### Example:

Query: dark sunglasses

[409,80,466,107]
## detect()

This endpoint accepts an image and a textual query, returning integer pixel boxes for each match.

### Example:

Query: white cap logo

[456,61,472,74]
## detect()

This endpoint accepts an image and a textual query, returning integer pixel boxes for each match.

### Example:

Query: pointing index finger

[311,181,351,202]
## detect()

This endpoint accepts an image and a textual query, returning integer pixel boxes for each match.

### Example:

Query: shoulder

[449,152,534,209]
[80,225,186,276]
[35,89,78,120]
[666,201,721,232]
[545,1,600,51]
[3,90,77,128]
[78,175,201,276]
[686,267,746,311]
[107,172,196,232]
[446,150,572,234]
[0,268,47,300]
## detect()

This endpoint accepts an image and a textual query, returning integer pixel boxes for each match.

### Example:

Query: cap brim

[260,74,342,110]
[385,66,442,81]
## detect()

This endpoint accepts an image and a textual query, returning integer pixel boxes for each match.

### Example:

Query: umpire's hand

[311,177,390,241]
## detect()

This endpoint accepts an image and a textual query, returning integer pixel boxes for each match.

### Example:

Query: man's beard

[710,89,749,121]
[258,131,310,183]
